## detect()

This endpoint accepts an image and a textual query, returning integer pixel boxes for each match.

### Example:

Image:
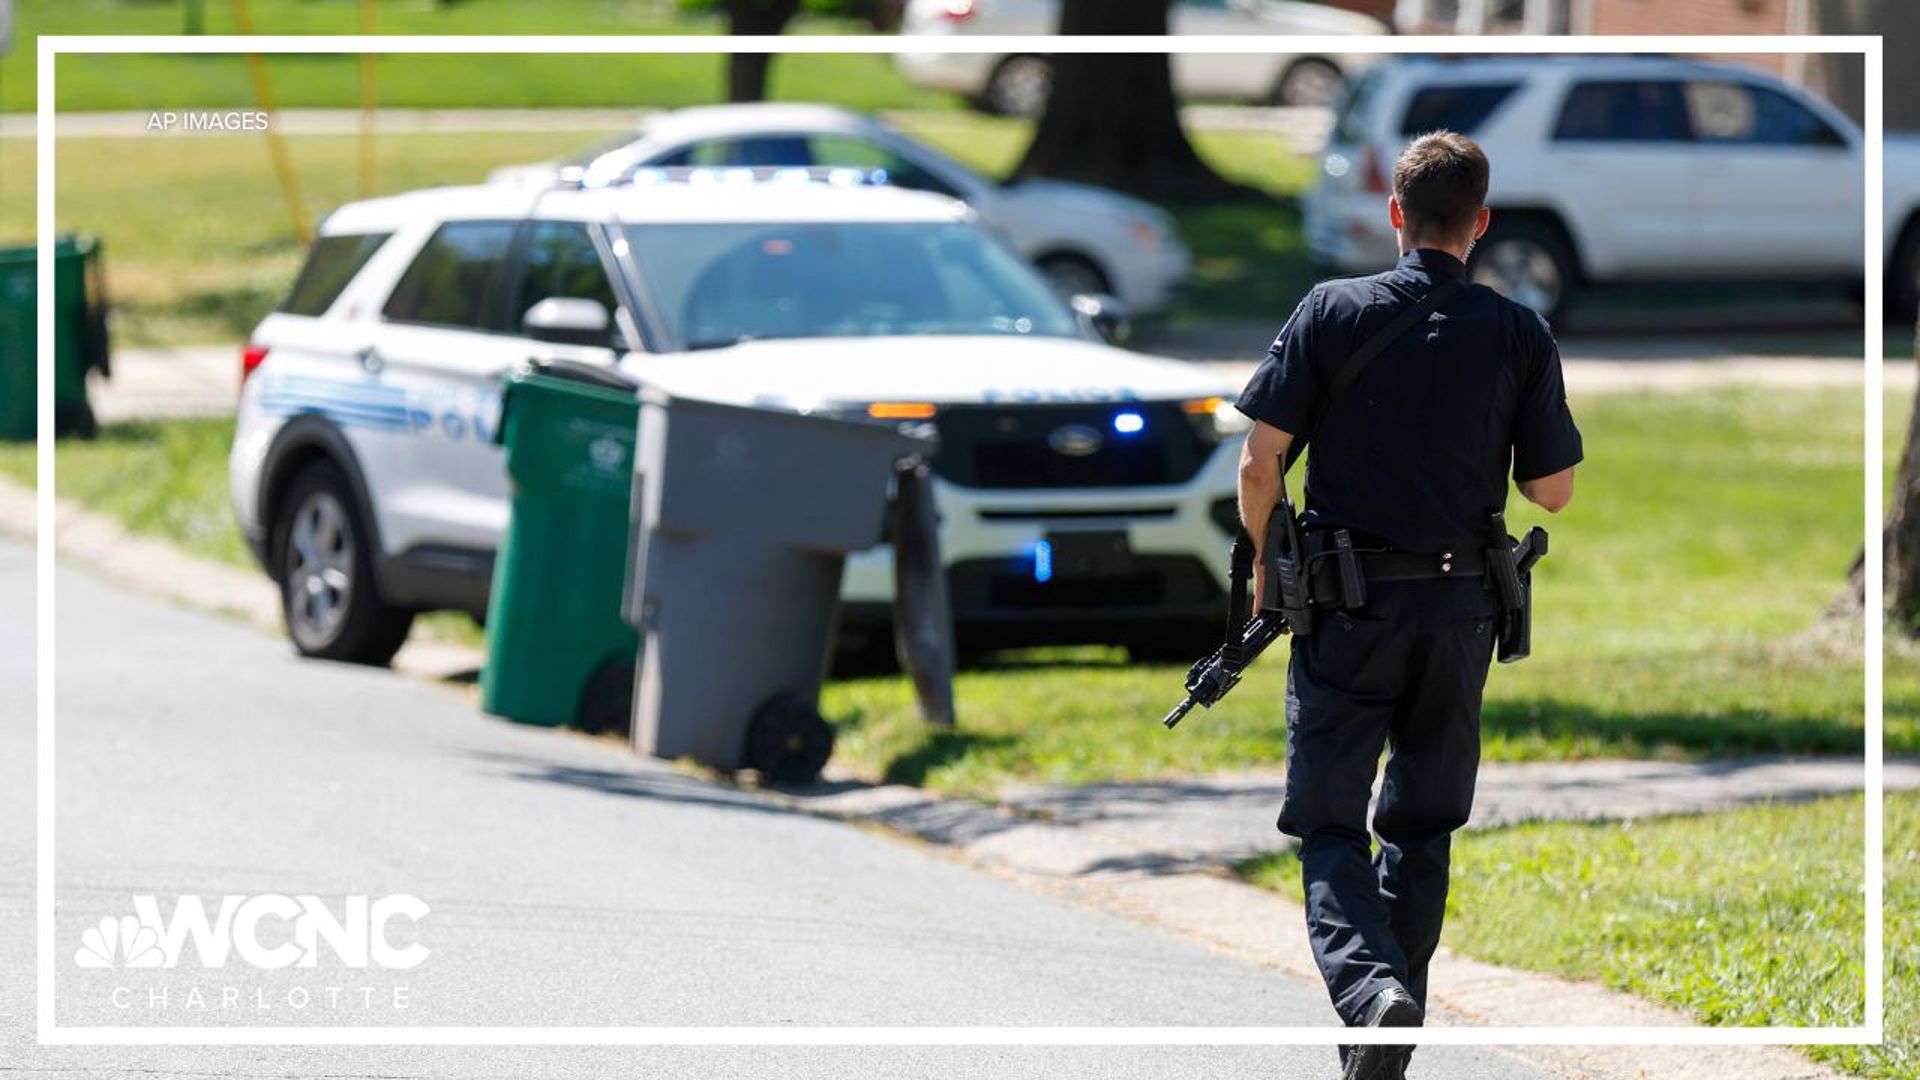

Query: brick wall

[1584,0,1791,35]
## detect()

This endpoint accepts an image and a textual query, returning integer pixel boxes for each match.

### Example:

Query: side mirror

[522,297,612,348]
[1071,293,1132,346]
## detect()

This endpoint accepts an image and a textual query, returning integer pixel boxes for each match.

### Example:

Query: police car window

[382,221,517,330]
[513,221,618,342]
[281,232,390,317]
[1398,83,1520,137]
[678,136,813,167]
[808,136,961,199]
[1685,81,1845,146]
[625,222,1079,349]
[1552,80,1691,142]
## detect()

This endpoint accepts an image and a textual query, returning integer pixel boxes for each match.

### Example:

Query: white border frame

[35,32,1883,1048]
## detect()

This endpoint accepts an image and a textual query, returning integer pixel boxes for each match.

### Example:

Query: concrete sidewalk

[987,757,1920,876]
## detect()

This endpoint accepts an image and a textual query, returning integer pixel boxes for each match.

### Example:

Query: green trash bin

[480,362,642,734]
[0,235,110,441]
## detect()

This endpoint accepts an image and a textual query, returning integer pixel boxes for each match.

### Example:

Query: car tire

[1890,216,1920,325]
[1469,218,1579,326]
[983,55,1053,118]
[1037,252,1111,301]
[270,460,414,666]
[1271,58,1344,109]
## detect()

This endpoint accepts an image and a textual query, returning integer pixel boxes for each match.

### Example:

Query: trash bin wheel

[576,660,635,738]
[744,694,835,787]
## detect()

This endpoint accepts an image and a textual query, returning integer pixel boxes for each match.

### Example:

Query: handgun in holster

[1483,513,1549,664]
[1262,496,1315,636]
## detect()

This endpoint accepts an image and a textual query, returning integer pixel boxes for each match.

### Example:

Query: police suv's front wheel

[271,461,414,666]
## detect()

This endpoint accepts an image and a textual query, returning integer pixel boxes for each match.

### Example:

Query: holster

[1262,499,1314,636]
[1484,525,1548,664]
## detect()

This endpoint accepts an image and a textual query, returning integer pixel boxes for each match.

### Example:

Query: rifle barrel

[1162,698,1197,729]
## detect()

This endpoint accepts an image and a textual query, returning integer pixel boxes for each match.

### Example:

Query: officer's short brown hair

[1392,131,1489,242]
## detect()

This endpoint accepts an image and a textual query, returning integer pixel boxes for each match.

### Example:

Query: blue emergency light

[1112,411,1146,436]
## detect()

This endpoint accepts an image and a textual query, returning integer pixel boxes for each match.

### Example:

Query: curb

[0,477,485,682]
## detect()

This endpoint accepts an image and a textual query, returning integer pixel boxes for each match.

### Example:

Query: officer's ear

[1388,196,1405,231]
[1472,206,1492,242]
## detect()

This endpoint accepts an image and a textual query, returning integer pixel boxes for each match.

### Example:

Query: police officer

[1234,131,1581,1079]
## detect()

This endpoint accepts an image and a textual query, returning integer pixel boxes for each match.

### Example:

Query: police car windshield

[624,221,1082,350]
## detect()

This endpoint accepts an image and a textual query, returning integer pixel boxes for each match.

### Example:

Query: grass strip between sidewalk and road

[1239,792,1912,1080]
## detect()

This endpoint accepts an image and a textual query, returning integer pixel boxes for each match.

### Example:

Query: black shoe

[1340,987,1423,1080]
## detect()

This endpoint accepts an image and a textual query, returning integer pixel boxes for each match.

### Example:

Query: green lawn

[1242,792,1912,1079]
[2,117,1322,346]
[830,386,1869,797]
[3,1,942,114]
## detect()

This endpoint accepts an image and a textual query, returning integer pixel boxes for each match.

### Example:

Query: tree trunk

[1882,320,1920,633]
[1011,0,1251,203]
[723,0,802,103]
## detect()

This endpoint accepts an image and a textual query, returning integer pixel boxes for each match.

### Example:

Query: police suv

[229,170,1247,667]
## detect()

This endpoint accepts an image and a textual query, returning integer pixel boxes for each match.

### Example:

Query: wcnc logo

[74,895,429,971]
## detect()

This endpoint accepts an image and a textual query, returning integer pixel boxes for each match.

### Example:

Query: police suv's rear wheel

[1470,219,1577,326]
[272,462,414,666]
[983,55,1053,118]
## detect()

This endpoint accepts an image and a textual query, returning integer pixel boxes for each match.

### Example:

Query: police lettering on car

[1234,131,1581,1080]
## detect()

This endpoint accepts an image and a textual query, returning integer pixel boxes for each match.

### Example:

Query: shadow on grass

[1481,698,1868,759]
[869,725,1023,789]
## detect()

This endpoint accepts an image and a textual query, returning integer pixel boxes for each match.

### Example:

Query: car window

[512,221,619,344]
[1331,66,1381,145]
[1553,80,1691,142]
[624,221,1080,349]
[667,136,815,168]
[382,221,517,330]
[808,135,963,199]
[1685,81,1846,147]
[1399,83,1520,136]
[281,232,390,317]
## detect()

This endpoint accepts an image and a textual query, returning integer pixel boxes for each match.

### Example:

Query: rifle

[1162,497,1301,729]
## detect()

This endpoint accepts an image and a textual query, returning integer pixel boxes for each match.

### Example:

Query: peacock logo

[74,915,165,969]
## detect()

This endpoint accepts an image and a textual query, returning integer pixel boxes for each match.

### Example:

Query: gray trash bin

[625,388,934,783]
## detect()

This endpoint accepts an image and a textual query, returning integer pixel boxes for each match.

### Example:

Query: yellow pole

[359,0,377,198]
[230,0,313,245]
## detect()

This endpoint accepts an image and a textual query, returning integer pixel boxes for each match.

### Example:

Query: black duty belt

[1304,548,1487,605]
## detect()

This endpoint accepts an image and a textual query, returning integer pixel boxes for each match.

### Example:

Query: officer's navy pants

[1279,577,1496,1032]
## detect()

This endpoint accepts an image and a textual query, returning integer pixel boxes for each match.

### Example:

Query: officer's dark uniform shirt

[1235,248,1583,554]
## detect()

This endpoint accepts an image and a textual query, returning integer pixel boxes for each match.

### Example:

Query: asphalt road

[0,539,1553,1078]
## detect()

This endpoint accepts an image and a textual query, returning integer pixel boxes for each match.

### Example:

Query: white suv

[229,172,1246,667]
[1305,56,1865,323]
[488,103,1192,313]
